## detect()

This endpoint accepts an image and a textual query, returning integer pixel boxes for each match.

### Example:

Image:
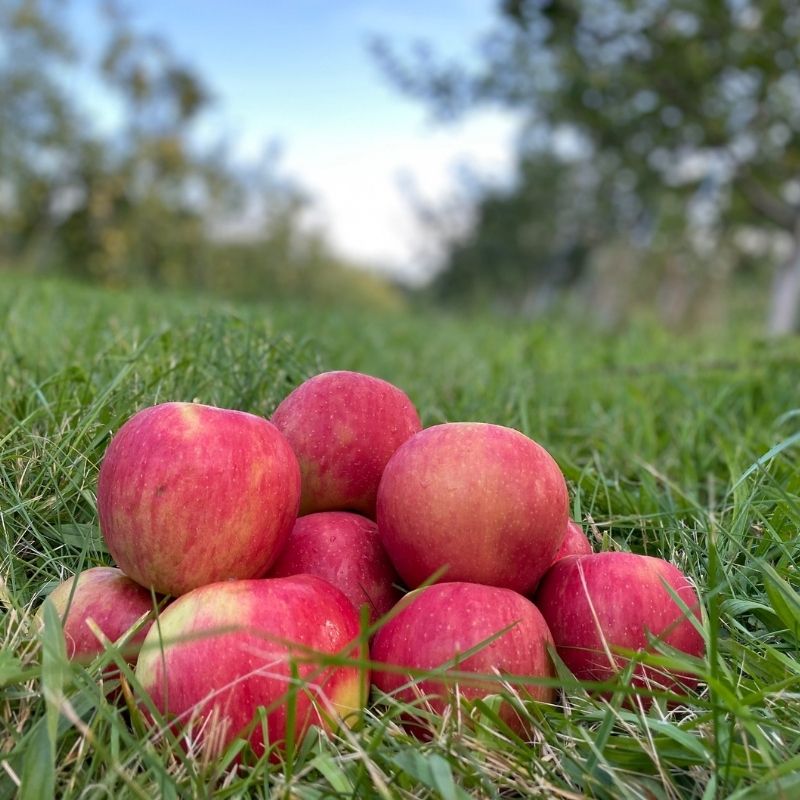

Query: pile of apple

[44,370,705,759]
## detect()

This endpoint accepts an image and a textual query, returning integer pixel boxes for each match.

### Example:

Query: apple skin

[535,552,705,697]
[40,566,160,664]
[376,423,568,594]
[371,582,554,735]
[98,402,301,596]
[551,519,593,563]
[268,512,402,625]
[271,371,421,517]
[134,575,366,760]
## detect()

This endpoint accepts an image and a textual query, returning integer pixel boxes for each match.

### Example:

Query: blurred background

[2,0,800,333]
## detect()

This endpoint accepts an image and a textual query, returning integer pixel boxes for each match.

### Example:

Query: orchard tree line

[376,0,800,331]
[0,0,398,309]
[4,0,800,331]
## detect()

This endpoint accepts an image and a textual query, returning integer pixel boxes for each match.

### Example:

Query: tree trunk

[767,221,800,336]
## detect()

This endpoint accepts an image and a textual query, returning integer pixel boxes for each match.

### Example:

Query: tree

[0,0,82,259]
[0,0,399,309]
[0,0,226,283]
[375,0,800,331]
[424,153,614,312]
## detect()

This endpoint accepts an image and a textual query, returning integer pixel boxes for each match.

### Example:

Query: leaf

[645,721,709,760]
[20,723,54,800]
[391,750,471,800]
[731,431,800,492]
[762,563,800,644]
[53,523,108,552]
[0,651,25,687]
[21,600,67,800]
[310,753,353,795]
[729,769,800,799]
[40,599,68,742]
[720,598,779,620]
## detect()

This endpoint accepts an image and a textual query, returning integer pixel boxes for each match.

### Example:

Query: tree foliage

[428,154,612,312]
[376,0,800,328]
[0,0,398,309]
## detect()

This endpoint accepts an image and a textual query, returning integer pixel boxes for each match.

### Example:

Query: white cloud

[282,111,519,280]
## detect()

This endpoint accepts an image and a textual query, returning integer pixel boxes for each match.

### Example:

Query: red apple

[376,423,568,593]
[371,582,554,735]
[535,552,705,698]
[39,566,160,665]
[98,402,301,596]
[268,511,402,625]
[271,371,421,517]
[135,575,366,759]
[551,519,593,563]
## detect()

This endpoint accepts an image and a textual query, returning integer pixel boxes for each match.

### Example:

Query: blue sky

[71,1,519,277]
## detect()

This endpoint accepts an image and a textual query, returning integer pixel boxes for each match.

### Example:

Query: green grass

[2,273,800,799]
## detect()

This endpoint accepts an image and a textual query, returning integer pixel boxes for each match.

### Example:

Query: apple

[98,402,301,596]
[268,511,402,625]
[535,552,705,698]
[551,519,593,563]
[371,582,554,735]
[271,371,421,517]
[135,575,366,759]
[39,566,160,665]
[376,422,568,594]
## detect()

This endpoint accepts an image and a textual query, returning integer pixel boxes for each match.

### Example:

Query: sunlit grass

[2,274,800,798]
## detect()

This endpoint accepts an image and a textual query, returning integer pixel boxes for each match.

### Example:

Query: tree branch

[737,172,797,230]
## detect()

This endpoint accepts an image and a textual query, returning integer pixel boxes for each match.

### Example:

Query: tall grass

[2,274,800,798]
